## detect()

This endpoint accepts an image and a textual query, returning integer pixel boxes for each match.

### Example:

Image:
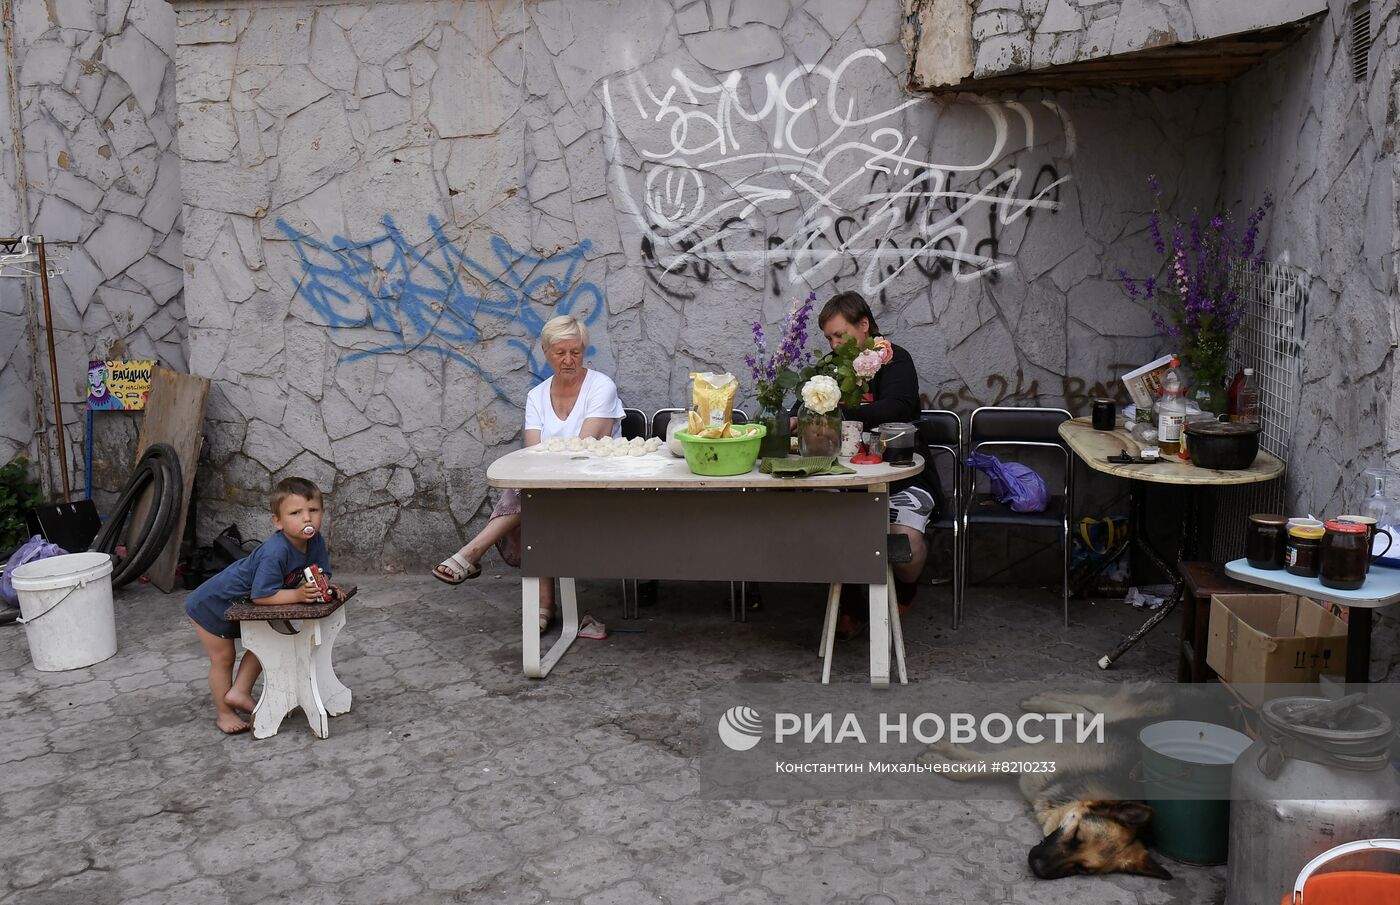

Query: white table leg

[522,577,580,679]
[869,580,890,688]
[887,565,908,685]
[821,583,841,684]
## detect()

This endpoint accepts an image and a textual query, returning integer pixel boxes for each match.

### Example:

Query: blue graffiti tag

[277,215,604,399]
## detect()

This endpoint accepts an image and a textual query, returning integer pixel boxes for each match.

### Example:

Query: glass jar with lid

[1319,520,1369,590]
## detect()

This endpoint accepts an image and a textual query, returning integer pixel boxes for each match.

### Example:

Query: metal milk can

[1225,695,1400,905]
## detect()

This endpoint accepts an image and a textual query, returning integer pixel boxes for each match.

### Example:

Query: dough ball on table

[628,446,646,456]
[645,438,661,452]
[565,436,583,451]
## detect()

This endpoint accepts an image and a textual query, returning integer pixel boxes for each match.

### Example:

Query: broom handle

[35,236,70,502]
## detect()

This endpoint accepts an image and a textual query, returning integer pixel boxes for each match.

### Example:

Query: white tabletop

[487,448,924,490]
[1224,558,1400,608]
[1060,418,1285,486]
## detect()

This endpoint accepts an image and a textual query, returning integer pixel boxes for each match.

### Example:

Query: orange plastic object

[1282,871,1400,905]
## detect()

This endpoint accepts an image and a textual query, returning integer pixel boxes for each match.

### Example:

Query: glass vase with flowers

[746,292,816,458]
[1121,175,1272,417]
[796,334,892,457]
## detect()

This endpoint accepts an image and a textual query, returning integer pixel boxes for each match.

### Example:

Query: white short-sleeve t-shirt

[524,369,624,440]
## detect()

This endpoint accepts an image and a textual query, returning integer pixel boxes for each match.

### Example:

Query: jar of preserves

[1319,520,1368,590]
[1284,524,1324,577]
[1245,513,1287,570]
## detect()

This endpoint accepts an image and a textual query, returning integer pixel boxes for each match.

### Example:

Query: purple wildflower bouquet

[1121,176,1273,392]
[746,291,816,410]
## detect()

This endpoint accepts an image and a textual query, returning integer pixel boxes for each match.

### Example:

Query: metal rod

[35,237,70,501]
[1097,481,1186,669]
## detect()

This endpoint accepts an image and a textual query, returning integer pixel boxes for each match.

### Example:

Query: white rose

[801,375,841,414]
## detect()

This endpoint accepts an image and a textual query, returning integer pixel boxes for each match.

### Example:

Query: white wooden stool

[819,566,908,685]
[226,591,354,739]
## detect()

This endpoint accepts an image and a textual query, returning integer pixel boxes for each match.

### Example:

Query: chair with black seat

[651,407,684,443]
[616,408,648,612]
[917,409,964,627]
[961,406,1074,627]
[640,406,754,621]
[621,408,647,441]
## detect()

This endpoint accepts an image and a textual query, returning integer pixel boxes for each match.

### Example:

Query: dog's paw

[1019,693,1091,716]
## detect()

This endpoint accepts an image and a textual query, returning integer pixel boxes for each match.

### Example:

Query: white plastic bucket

[10,552,117,671]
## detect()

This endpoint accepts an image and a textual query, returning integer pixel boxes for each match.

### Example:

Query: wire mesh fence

[1208,260,1309,561]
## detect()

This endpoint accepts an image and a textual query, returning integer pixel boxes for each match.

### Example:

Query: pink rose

[853,349,883,380]
[872,336,894,364]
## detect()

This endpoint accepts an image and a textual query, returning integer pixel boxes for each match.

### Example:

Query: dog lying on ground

[919,682,1175,880]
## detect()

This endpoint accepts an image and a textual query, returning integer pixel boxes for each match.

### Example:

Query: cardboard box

[1207,594,1347,703]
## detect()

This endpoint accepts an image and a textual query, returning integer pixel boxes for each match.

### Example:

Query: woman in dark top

[816,291,943,636]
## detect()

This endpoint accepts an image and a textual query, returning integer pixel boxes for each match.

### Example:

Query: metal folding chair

[638,407,752,622]
[960,406,1074,627]
[651,407,684,442]
[621,408,647,440]
[918,409,964,627]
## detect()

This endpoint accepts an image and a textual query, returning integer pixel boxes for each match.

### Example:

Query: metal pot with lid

[877,422,917,465]
[1185,420,1261,469]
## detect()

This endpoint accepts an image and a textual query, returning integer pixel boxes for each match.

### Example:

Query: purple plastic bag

[966,451,1050,513]
[0,535,68,607]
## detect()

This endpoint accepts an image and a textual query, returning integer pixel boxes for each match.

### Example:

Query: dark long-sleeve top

[842,343,921,430]
[799,341,944,520]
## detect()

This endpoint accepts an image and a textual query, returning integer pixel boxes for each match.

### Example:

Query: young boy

[185,477,331,733]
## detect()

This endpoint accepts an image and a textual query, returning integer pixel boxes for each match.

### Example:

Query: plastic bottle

[1237,368,1259,425]
[1227,368,1246,421]
[1157,359,1186,456]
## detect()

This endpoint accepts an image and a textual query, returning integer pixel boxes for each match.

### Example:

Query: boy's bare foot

[224,689,257,715]
[216,710,250,734]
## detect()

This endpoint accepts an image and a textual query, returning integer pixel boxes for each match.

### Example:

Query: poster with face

[87,360,155,411]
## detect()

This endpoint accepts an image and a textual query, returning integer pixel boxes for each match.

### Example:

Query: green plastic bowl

[675,425,767,476]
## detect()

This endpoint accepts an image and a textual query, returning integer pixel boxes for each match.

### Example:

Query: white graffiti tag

[603,49,1074,295]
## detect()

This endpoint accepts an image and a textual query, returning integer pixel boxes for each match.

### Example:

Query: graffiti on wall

[926,364,1137,415]
[604,48,1072,299]
[278,215,603,398]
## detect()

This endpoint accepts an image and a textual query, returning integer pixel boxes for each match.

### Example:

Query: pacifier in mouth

[301,525,317,537]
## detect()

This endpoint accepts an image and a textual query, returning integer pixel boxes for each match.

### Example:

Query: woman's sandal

[578,614,607,640]
[432,553,480,585]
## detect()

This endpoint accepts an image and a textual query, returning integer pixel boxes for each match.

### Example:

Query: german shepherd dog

[919,682,1175,880]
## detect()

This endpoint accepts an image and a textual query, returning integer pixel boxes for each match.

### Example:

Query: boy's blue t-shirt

[188,531,330,608]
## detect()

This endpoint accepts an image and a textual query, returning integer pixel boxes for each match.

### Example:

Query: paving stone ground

[0,572,1227,905]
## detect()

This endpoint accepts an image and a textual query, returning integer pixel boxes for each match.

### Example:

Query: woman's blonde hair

[540,315,587,351]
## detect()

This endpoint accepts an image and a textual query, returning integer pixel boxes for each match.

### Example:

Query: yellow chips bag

[690,371,738,428]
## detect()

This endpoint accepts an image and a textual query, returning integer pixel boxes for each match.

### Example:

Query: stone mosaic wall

[1221,3,1400,678]
[169,0,1219,568]
[0,0,183,502]
[1224,5,1399,516]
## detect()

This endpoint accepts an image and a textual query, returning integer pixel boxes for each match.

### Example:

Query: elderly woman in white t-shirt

[432,315,624,630]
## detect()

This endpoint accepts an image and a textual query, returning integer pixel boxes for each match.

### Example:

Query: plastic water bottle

[1237,368,1259,425]
[1157,359,1186,456]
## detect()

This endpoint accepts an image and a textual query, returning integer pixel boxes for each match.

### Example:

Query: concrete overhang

[905,0,1329,93]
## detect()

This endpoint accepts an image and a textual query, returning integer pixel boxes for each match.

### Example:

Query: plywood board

[130,367,209,592]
